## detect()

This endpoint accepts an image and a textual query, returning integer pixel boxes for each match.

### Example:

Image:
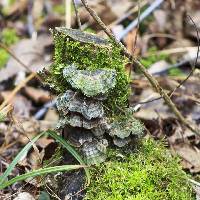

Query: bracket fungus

[63,65,116,97]
[41,28,144,165]
[56,90,104,120]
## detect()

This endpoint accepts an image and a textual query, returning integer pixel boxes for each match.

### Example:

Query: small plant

[0,28,19,68]
[140,47,169,68]
[1,28,19,46]
[0,130,90,189]
[141,48,184,77]
[168,67,184,77]
[85,138,195,200]
[0,49,9,69]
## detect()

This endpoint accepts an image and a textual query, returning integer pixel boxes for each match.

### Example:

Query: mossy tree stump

[42,27,144,165]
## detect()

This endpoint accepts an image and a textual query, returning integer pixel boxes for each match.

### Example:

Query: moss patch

[0,49,10,69]
[85,138,194,200]
[140,47,169,68]
[1,28,19,46]
[168,68,185,77]
[0,28,19,68]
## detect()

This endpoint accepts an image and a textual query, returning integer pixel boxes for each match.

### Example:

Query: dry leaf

[0,34,52,82]
[24,86,52,103]
[172,143,200,173]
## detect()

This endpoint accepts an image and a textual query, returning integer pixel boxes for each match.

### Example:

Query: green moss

[140,47,169,68]
[0,112,6,122]
[168,68,185,77]
[0,49,9,68]
[1,28,19,46]
[42,30,130,116]
[85,138,194,200]
[85,28,96,34]
[0,28,19,68]
[53,3,74,15]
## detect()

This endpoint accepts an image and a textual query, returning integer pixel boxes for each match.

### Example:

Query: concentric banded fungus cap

[56,90,104,120]
[91,120,110,137]
[63,65,117,97]
[113,137,131,147]
[58,113,103,129]
[65,127,93,147]
[82,139,108,165]
[109,116,144,139]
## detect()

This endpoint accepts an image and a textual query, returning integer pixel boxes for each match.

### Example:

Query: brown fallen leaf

[0,34,52,82]
[1,92,32,117]
[1,0,28,17]
[106,0,133,18]
[24,86,52,103]
[36,137,54,149]
[184,10,200,39]
[44,108,59,122]
[172,143,200,173]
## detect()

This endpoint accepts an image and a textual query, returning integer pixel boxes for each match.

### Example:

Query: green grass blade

[0,132,46,185]
[0,165,83,189]
[47,130,91,185]
[0,130,90,188]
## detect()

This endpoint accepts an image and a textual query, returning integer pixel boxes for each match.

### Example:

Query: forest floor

[0,0,200,199]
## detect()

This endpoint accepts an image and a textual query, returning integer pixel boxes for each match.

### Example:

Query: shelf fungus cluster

[42,28,144,165]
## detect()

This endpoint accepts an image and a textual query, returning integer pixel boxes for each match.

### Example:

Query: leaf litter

[0,0,200,199]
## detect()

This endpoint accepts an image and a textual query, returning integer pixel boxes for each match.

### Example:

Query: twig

[0,43,31,72]
[143,46,198,57]
[66,0,72,28]
[109,0,148,28]
[141,15,200,102]
[0,73,36,111]
[118,0,165,40]
[169,15,200,97]
[80,0,200,135]
[136,90,200,105]
[72,0,82,30]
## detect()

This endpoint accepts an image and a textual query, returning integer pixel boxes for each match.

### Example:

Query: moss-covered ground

[85,138,194,200]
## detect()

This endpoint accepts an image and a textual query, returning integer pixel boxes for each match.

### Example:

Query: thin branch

[80,0,200,136]
[0,43,32,73]
[138,15,200,103]
[80,0,126,53]
[169,15,200,97]
[72,0,82,30]
[118,0,165,40]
